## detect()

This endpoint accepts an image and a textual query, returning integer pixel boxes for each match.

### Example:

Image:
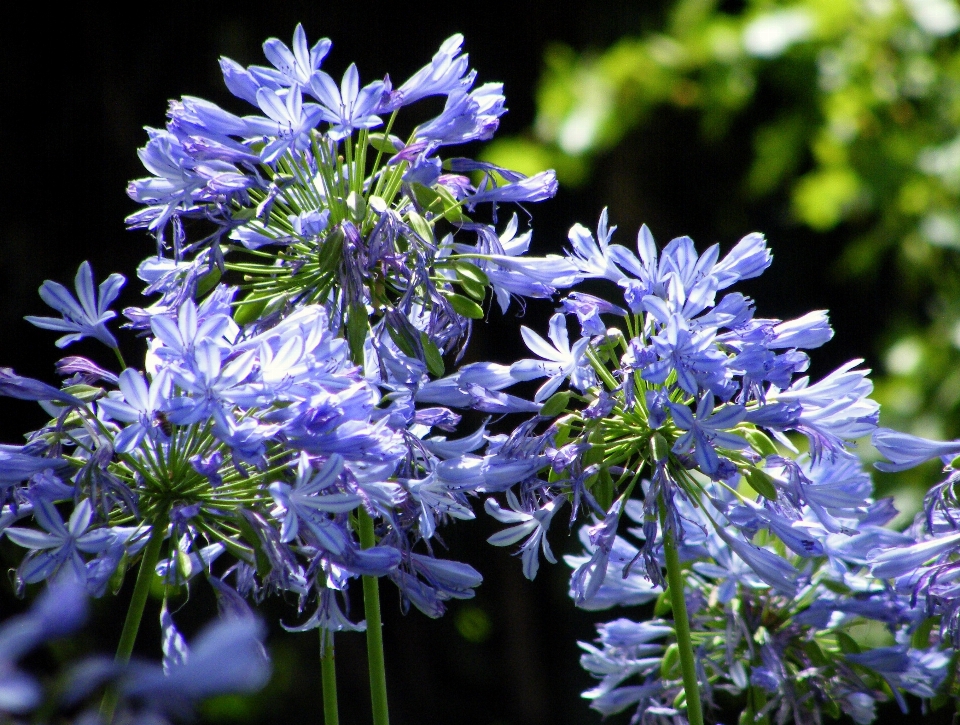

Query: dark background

[0,3,908,724]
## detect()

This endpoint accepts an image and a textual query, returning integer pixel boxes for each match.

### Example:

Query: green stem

[749,685,770,725]
[370,111,399,199]
[585,346,619,391]
[358,509,390,725]
[321,629,340,725]
[111,345,126,370]
[99,516,168,722]
[659,499,704,725]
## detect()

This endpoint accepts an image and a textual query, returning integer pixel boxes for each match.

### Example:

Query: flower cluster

[0,26,575,655]
[124,24,561,366]
[471,211,952,721]
[2,21,957,725]
[484,212,880,586]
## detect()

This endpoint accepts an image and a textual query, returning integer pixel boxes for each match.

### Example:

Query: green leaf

[176,549,195,580]
[436,185,469,222]
[823,699,841,720]
[660,643,680,678]
[218,535,256,567]
[593,465,615,511]
[387,323,418,358]
[454,261,490,287]
[835,631,861,654]
[420,332,445,377]
[457,276,486,300]
[61,384,105,402]
[912,617,937,649]
[539,391,572,418]
[821,579,851,595]
[583,428,606,492]
[231,207,257,222]
[443,292,485,319]
[553,416,576,448]
[801,640,829,667]
[108,551,129,596]
[650,432,670,463]
[741,467,778,501]
[233,296,268,326]
[196,265,222,297]
[367,132,402,154]
[347,191,366,223]
[742,428,779,458]
[231,517,268,573]
[411,182,444,213]
[407,210,434,244]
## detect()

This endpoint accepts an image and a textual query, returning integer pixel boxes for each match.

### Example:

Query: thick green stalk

[659,500,704,725]
[321,629,340,725]
[358,508,390,725]
[100,516,168,722]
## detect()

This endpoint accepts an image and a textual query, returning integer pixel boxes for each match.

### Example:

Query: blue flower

[308,64,386,140]
[775,359,879,458]
[568,496,629,605]
[711,522,799,595]
[667,394,748,476]
[511,313,593,402]
[566,209,630,283]
[564,526,662,610]
[5,498,116,586]
[267,453,360,547]
[869,530,960,578]
[121,615,271,711]
[485,491,564,579]
[97,369,172,453]
[249,87,325,163]
[0,445,68,487]
[872,428,960,472]
[641,313,731,397]
[0,368,83,405]
[561,292,627,336]
[847,646,950,707]
[414,84,506,145]
[384,34,473,109]
[466,169,558,207]
[25,262,124,349]
[282,587,366,636]
[262,24,332,88]
[0,576,87,715]
[709,231,772,287]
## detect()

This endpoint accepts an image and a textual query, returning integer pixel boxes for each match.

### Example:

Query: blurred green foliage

[486,0,960,519]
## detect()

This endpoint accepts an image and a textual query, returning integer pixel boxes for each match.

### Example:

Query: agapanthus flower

[24,261,125,350]
[482,211,881,584]
[125,25,567,388]
[471,211,919,722]
[872,428,960,472]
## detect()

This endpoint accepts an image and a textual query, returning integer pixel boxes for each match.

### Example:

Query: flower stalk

[659,496,703,725]
[358,508,390,725]
[100,515,168,722]
[321,630,340,725]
